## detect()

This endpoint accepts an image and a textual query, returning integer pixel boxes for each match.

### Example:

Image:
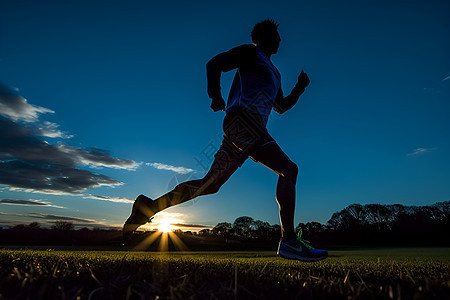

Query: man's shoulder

[234,44,257,50]
[228,44,258,55]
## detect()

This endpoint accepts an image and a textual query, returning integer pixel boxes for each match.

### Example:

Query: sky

[1,0,449,231]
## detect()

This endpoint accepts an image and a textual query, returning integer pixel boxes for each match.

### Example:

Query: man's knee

[199,176,223,196]
[203,181,222,195]
[283,161,298,181]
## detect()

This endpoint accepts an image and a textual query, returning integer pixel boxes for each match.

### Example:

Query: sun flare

[158,222,175,233]
[133,212,188,251]
[141,212,183,234]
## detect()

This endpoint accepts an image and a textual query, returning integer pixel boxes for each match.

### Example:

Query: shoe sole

[277,250,328,262]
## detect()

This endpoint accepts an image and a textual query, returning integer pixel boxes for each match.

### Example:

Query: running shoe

[277,230,328,262]
[123,194,157,243]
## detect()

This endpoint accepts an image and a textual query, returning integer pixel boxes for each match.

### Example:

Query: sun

[133,212,188,251]
[143,212,183,233]
[158,222,175,233]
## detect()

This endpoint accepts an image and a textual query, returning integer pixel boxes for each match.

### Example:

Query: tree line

[1,201,448,247]
[197,201,449,246]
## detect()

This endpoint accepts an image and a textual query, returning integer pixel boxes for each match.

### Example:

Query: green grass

[0,248,449,299]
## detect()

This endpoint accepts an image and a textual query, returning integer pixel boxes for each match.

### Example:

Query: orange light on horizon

[157,222,176,233]
[133,211,187,251]
[134,227,188,252]
[144,211,183,233]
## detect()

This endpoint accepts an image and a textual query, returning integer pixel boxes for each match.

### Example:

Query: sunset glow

[144,212,183,233]
[158,222,176,233]
[134,212,189,251]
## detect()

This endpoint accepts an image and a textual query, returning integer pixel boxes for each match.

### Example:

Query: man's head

[251,19,281,55]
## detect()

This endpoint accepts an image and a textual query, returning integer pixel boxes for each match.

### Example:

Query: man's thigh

[204,140,245,185]
[249,141,295,176]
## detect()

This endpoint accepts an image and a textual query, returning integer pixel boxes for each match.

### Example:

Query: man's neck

[255,45,272,59]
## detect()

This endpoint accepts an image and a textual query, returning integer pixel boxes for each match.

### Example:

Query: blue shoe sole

[277,249,328,262]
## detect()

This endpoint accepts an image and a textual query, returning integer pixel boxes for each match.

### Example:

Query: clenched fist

[297,70,310,89]
[210,97,226,112]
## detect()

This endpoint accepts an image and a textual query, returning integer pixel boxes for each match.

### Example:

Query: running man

[124,19,328,261]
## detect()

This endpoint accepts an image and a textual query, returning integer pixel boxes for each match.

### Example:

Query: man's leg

[249,142,298,240]
[153,148,240,212]
[250,141,328,261]
[123,143,242,240]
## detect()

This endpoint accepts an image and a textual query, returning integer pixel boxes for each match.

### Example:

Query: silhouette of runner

[124,20,328,261]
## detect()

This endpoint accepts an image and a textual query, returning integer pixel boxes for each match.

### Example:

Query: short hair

[251,19,279,43]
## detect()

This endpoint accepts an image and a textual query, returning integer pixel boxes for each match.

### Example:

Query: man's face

[257,30,281,54]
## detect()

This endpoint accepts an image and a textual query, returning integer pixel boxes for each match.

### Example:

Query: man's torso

[226,45,281,127]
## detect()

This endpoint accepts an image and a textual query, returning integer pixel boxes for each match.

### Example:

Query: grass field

[0,248,448,299]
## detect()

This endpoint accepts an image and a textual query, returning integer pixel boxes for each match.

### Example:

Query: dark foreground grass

[0,248,448,299]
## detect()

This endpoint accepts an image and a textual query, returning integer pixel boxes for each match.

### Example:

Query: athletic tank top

[226,47,281,127]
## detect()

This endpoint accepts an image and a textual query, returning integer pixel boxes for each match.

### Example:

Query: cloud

[0,212,119,229]
[83,194,134,204]
[0,83,54,122]
[27,212,96,223]
[59,145,140,170]
[407,147,437,157]
[0,198,64,208]
[173,223,214,229]
[0,84,140,196]
[146,162,194,174]
[443,76,450,81]
[37,121,73,139]
[0,141,123,194]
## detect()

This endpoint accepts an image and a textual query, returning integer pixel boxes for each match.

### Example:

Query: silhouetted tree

[327,209,353,231]
[296,222,325,240]
[345,204,365,227]
[364,204,391,232]
[11,224,26,230]
[198,229,211,236]
[212,222,232,237]
[270,224,281,241]
[52,221,74,230]
[252,220,272,240]
[26,222,41,230]
[233,216,255,238]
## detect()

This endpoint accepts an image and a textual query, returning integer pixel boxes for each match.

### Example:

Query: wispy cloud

[173,223,214,229]
[83,194,134,204]
[0,198,64,208]
[37,121,73,139]
[1,188,134,204]
[407,147,437,157]
[27,212,96,223]
[146,162,194,174]
[0,83,53,122]
[443,76,450,81]
[59,145,140,170]
[0,212,118,229]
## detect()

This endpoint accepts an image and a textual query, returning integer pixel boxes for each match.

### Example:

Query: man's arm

[206,44,257,111]
[273,70,310,114]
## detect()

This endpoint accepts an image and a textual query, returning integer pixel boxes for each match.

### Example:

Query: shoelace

[296,229,314,250]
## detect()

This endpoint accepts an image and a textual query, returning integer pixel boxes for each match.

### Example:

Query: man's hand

[297,70,310,89]
[210,96,226,112]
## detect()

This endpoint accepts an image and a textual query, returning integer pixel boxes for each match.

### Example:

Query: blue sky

[1,0,449,231]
